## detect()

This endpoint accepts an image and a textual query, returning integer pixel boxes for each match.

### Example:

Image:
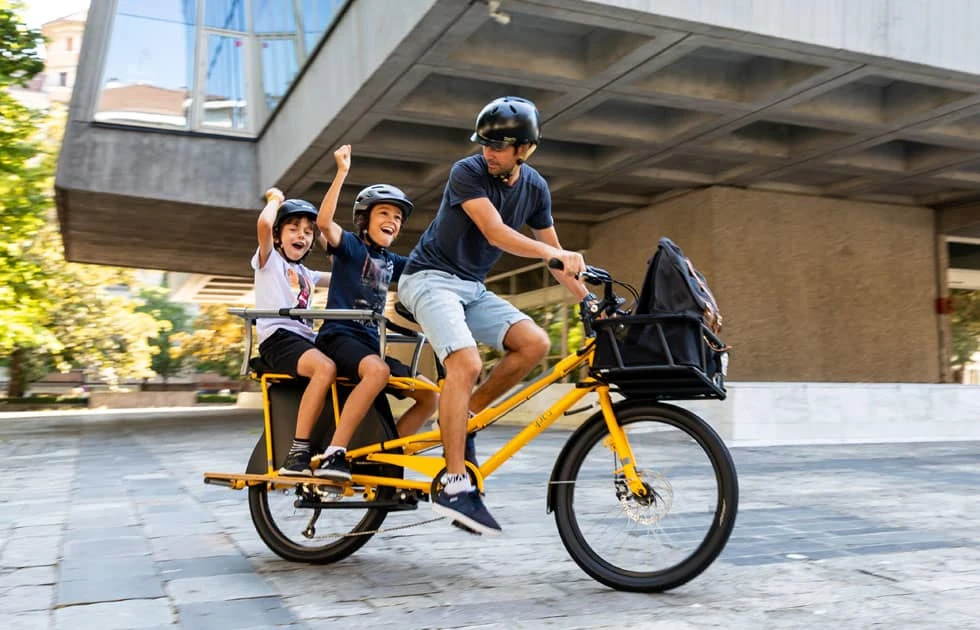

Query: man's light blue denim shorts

[398,270,531,362]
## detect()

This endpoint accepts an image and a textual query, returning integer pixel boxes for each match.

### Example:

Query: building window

[58,72,68,87]
[94,0,347,135]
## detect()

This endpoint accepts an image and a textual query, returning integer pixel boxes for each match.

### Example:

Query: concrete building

[55,0,980,388]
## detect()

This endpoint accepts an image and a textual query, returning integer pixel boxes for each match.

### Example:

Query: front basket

[590,314,727,400]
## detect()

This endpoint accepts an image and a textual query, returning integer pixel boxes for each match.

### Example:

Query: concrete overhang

[56,0,980,295]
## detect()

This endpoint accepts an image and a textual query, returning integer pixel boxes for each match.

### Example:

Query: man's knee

[445,349,482,385]
[507,322,550,362]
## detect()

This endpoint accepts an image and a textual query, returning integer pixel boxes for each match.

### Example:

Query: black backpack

[636,237,722,333]
[591,237,727,399]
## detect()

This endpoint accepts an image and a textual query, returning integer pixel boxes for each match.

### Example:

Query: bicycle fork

[596,389,649,499]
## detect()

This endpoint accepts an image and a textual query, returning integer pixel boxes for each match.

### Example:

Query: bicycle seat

[394,302,417,324]
[248,356,277,376]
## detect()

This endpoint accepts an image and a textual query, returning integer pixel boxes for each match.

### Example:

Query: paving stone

[52,598,173,630]
[1,411,977,629]
[56,574,165,606]
[0,584,54,612]
[177,596,297,630]
[156,554,256,580]
[166,572,278,604]
[0,611,51,630]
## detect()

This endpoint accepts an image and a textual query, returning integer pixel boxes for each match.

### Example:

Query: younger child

[313,144,438,481]
[252,188,335,477]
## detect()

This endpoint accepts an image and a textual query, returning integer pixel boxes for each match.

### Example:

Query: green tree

[950,289,980,382]
[1,5,169,396]
[136,286,189,385]
[172,305,247,380]
[0,4,44,90]
[0,5,56,396]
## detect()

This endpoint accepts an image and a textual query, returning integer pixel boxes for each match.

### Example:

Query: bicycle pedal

[451,520,482,536]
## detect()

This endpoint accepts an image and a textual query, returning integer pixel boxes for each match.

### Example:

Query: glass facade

[95,0,346,134]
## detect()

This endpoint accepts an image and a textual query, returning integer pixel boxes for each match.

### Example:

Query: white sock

[443,473,473,495]
[324,445,345,457]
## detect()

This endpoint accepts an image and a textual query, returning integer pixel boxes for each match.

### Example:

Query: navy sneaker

[314,450,351,481]
[278,450,312,477]
[432,489,501,536]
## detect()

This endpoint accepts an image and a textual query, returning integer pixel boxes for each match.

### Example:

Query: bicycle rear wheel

[248,419,402,565]
[552,402,738,592]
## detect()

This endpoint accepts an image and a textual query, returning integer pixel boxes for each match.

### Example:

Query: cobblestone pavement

[0,408,977,629]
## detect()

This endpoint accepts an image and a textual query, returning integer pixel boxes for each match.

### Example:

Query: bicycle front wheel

[552,402,738,592]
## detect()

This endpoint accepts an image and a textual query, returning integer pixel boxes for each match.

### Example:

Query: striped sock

[289,438,310,454]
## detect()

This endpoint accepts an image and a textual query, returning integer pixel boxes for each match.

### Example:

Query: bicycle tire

[552,401,738,592]
[248,420,401,565]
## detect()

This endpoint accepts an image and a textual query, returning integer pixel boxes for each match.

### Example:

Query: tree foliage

[0,4,44,90]
[136,286,189,383]
[950,289,980,381]
[0,5,175,396]
[171,305,247,379]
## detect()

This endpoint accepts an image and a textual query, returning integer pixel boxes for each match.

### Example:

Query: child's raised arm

[317,144,352,249]
[256,187,284,269]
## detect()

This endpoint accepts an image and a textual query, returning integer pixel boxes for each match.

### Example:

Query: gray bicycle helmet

[352,184,414,232]
[470,96,541,149]
[274,199,318,237]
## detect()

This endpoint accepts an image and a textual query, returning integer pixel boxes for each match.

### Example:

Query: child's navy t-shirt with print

[317,230,407,347]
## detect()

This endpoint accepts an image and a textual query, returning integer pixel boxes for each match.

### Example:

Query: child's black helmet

[470,96,541,149]
[274,199,318,237]
[352,184,413,231]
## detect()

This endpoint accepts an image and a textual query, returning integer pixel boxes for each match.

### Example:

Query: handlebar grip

[547,258,564,271]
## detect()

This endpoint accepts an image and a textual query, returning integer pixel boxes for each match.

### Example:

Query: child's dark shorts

[317,332,412,399]
[258,329,321,378]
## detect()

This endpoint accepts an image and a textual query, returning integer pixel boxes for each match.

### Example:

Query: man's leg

[440,347,482,474]
[469,319,550,414]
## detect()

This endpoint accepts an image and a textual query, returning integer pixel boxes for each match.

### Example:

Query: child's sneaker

[314,450,351,481]
[278,450,313,476]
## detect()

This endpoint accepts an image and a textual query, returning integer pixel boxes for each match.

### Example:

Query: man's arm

[461,197,585,278]
[317,144,351,249]
[256,187,284,269]
[532,226,589,300]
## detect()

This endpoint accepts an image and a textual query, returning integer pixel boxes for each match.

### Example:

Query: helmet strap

[496,144,536,183]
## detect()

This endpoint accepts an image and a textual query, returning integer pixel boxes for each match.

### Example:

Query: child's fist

[265,187,284,204]
[334,144,351,171]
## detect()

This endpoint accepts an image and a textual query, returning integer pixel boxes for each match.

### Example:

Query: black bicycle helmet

[470,96,541,149]
[352,184,414,232]
[274,199,318,237]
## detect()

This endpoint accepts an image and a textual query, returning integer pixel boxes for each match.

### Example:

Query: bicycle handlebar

[547,259,632,337]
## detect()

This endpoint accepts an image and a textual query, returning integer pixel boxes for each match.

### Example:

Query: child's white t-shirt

[251,248,323,345]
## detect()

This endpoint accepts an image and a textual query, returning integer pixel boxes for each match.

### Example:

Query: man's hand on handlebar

[549,249,586,279]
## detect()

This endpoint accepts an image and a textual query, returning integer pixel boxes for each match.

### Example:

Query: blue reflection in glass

[202,34,248,130]
[95,0,349,134]
[204,0,246,31]
[97,0,196,128]
[260,38,299,112]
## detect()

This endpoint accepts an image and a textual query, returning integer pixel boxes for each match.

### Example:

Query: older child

[313,144,438,481]
[252,188,335,477]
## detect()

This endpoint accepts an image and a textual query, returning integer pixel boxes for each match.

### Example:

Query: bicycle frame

[204,307,646,499]
[348,342,640,496]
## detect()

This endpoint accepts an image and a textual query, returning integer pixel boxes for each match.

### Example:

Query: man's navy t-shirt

[404,154,553,282]
[317,230,407,346]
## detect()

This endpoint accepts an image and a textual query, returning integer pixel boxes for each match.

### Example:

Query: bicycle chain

[317,516,445,538]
